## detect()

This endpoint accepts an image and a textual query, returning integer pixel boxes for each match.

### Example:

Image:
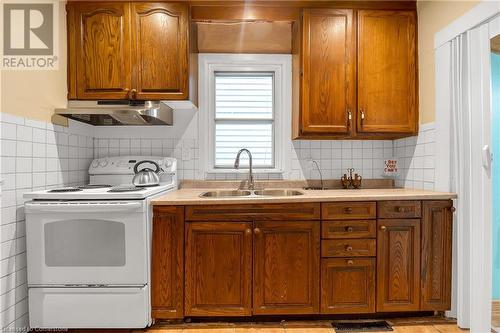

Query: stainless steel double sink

[200,189,304,198]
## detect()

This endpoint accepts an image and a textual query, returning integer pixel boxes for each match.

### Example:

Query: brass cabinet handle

[245,228,252,235]
[345,207,353,214]
[380,225,387,231]
[397,207,405,213]
[451,207,456,213]
[254,228,261,235]
[347,260,354,265]
[345,226,354,232]
[346,109,352,127]
[345,246,353,252]
[130,88,137,99]
[360,109,365,123]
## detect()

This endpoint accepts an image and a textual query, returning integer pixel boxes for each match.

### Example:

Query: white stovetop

[24,183,176,200]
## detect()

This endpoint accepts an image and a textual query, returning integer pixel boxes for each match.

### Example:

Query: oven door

[25,201,148,286]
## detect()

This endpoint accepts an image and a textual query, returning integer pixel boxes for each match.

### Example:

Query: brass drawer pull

[345,246,353,252]
[345,207,353,213]
[245,228,252,235]
[397,207,405,213]
[380,225,387,231]
[254,228,261,235]
[347,260,354,265]
[345,226,354,232]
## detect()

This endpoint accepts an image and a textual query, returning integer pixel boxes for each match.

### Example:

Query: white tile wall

[0,113,94,331]
[394,123,436,190]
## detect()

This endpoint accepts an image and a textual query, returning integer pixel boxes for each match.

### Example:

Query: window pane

[215,73,273,119]
[215,122,273,168]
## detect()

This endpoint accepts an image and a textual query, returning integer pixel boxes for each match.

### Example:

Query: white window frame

[198,53,292,175]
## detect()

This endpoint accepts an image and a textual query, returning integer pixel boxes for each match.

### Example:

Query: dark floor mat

[333,320,393,332]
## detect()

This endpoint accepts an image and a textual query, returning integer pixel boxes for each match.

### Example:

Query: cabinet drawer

[321,239,376,257]
[378,201,422,218]
[186,203,320,221]
[322,202,376,220]
[322,220,376,239]
[321,258,375,314]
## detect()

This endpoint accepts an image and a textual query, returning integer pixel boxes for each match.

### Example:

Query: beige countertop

[152,188,457,206]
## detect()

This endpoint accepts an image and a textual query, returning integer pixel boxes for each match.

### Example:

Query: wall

[0,1,67,126]
[492,52,500,299]
[0,113,93,330]
[417,0,479,124]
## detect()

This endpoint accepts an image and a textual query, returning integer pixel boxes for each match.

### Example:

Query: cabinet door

[301,9,356,135]
[185,222,252,316]
[421,201,453,311]
[357,10,417,134]
[69,2,132,99]
[131,2,189,100]
[253,221,320,314]
[151,206,184,319]
[377,219,420,312]
[321,258,375,314]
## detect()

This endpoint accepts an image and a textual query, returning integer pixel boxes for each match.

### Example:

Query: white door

[25,201,148,286]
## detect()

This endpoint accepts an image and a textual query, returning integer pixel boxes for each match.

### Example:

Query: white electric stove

[24,156,177,329]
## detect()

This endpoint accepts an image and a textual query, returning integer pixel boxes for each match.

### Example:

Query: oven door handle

[25,202,143,213]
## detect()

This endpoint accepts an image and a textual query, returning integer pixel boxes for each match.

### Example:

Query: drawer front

[322,220,376,239]
[378,201,422,218]
[186,203,320,221]
[322,202,376,220]
[321,239,376,257]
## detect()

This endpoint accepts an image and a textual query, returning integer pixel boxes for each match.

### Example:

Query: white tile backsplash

[394,123,436,190]
[0,113,94,331]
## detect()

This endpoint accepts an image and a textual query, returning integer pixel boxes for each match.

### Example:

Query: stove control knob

[91,160,99,168]
[164,160,171,167]
[99,159,108,167]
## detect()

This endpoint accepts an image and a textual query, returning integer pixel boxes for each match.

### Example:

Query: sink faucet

[234,148,255,190]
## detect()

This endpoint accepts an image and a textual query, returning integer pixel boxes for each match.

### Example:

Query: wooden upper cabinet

[185,222,252,317]
[130,3,189,100]
[253,221,320,315]
[68,2,132,100]
[151,206,184,319]
[301,9,355,136]
[421,201,453,311]
[357,10,417,134]
[377,219,420,312]
[67,2,188,100]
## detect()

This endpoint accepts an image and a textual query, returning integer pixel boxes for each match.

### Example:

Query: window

[199,54,291,174]
[214,73,274,168]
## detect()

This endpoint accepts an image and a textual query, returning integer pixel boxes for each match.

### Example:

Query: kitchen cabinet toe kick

[152,200,454,319]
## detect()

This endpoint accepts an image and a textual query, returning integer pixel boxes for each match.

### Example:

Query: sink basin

[253,189,304,197]
[200,190,252,198]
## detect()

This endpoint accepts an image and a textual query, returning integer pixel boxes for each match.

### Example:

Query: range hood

[55,100,173,126]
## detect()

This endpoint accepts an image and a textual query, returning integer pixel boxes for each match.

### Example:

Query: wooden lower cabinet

[185,222,252,316]
[151,206,184,319]
[376,219,421,312]
[321,258,375,314]
[152,200,454,319]
[421,201,453,311]
[253,221,320,314]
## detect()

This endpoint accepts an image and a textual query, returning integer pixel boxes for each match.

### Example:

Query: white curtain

[448,24,492,331]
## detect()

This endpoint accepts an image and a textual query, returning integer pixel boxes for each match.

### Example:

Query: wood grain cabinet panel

[301,9,356,136]
[253,221,320,314]
[185,222,252,316]
[321,258,375,314]
[321,239,376,258]
[357,10,417,134]
[322,202,376,220]
[322,220,376,239]
[377,219,420,312]
[151,206,184,319]
[68,2,132,100]
[421,201,453,311]
[131,2,189,100]
[378,201,422,219]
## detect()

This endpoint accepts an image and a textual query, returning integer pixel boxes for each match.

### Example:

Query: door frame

[435,1,500,331]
